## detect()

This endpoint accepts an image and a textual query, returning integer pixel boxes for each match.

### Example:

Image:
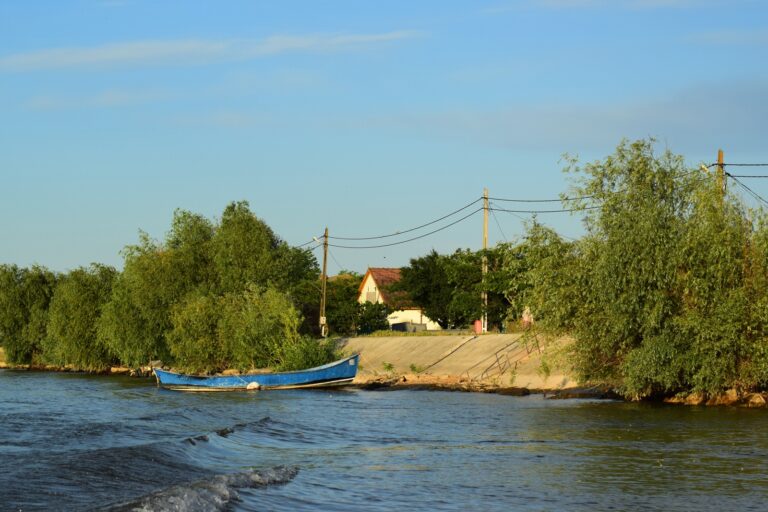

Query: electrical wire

[328,249,345,271]
[328,197,482,241]
[329,207,483,249]
[489,206,509,242]
[491,206,579,241]
[489,206,600,214]
[706,162,768,168]
[727,174,768,208]
[489,195,593,203]
[728,175,768,179]
[296,238,321,248]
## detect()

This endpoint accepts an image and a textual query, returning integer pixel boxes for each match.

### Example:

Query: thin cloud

[0,31,422,72]
[25,89,168,110]
[171,110,264,128]
[356,80,768,155]
[484,0,725,12]
[687,29,768,45]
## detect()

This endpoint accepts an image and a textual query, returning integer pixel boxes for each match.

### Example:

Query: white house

[357,267,441,331]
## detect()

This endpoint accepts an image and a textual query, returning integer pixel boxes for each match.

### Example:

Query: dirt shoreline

[3,344,767,407]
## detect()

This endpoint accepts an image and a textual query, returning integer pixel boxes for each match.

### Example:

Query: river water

[1,369,767,511]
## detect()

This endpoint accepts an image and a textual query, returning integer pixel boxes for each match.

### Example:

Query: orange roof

[359,267,411,306]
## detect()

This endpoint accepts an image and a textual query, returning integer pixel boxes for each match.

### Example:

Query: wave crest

[103,465,299,512]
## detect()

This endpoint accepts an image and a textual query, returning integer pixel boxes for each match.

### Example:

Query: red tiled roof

[359,267,412,307]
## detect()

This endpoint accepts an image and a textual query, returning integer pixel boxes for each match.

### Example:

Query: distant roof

[359,267,411,307]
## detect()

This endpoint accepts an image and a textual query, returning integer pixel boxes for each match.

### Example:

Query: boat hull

[153,354,359,391]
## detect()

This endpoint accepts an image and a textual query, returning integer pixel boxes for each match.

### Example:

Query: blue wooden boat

[153,354,359,391]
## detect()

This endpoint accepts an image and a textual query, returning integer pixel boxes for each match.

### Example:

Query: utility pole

[319,227,329,338]
[482,188,489,334]
[717,148,726,197]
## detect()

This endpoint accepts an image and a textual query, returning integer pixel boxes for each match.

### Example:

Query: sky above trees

[1,0,766,273]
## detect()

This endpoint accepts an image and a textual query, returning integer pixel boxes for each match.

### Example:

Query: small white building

[357,267,441,331]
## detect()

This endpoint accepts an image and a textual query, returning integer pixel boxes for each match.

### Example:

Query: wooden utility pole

[319,227,329,338]
[717,149,726,196]
[482,188,489,334]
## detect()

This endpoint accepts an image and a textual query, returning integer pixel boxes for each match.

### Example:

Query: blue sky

[1,0,767,274]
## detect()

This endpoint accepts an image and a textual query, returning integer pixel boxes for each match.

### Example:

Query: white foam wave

[104,466,299,512]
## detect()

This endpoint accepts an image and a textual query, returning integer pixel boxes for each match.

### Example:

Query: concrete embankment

[338,332,578,392]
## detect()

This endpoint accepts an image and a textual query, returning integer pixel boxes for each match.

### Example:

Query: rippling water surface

[2,369,768,511]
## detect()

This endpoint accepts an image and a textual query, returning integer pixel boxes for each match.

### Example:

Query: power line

[707,162,768,168]
[728,175,768,179]
[328,248,345,271]
[489,195,593,203]
[489,206,600,214]
[329,207,483,249]
[489,206,509,242]
[296,238,320,248]
[491,201,527,222]
[492,206,579,241]
[329,197,482,241]
[727,174,768,208]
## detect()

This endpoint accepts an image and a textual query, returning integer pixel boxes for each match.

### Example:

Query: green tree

[563,140,691,389]
[494,223,582,331]
[356,302,390,334]
[326,272,363,335]
[43,264,117,370]
[397,249,507,329]
[166,209,216,292]
[397,250,454,328]
[167,286,306,373]
[0,265,57,364]
[98,232,182,367]
[534,138,768,397]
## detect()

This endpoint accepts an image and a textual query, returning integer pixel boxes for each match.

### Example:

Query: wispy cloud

[484,0,724,13]
[25,89,168,110]
[0,31,422,72]
[171,110,264,128]
[355,81,768,155]
[97,0,131,6]
[687,29,768,45]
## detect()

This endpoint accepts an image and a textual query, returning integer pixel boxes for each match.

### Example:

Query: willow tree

[555,139,768,397]
[44,264,117,370]
[0,264,57,364]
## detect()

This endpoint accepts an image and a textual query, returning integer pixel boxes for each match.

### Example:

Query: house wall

[386,309,442,330]
[357,273,382,304]
[357,273,441,330]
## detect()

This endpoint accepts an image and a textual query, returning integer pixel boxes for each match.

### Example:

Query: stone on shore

[745,393,767,408]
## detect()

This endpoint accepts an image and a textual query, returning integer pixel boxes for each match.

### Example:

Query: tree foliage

[325,272,364,335]
[397,249,507,329]
[44,264,117,370]
[356,302,390,334]
[0,265,57,364]
[95,202,323,369]
[507,139,768,397]
[167,286,303,373]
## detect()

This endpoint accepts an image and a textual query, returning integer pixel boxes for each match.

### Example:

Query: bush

[277,337,339,372]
